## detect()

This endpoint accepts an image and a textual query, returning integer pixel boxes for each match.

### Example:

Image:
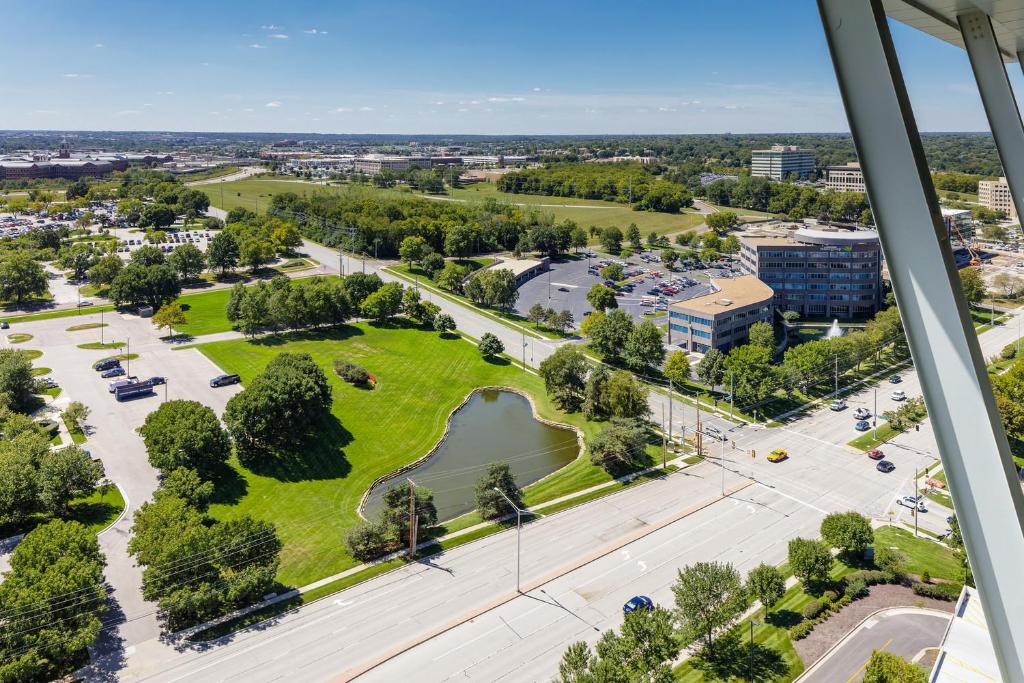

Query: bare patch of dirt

[794,584,955,665]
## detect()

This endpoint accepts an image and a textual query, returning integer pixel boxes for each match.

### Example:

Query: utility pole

[730,372,735,420]
[407,479,418,559]
[873,386,878,441]
[164,378,168,402]
[914,469,919,538]
[721,432,727,495]
[834,354,839,395]
[668,379,673,452]
[521,331,527,369]
[661,404,667,469]
[100,309,104,345]
[126,337,130,377]
[339,250,344,277]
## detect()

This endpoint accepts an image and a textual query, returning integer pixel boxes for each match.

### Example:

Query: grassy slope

[198,323,623,587]
[174,288,235,336]
[873,526,962,581]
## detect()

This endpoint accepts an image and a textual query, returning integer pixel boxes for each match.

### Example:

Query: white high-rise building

[750,145,815,180]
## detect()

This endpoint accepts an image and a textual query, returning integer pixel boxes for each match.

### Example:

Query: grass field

[197,323,631,588]
[174,287,236,336]
[0,483,124,539]
[5,304,116,325]
[873,526,962,581]
[200,178,707,239]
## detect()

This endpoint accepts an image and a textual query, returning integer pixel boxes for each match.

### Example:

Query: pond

[362,389,580,521]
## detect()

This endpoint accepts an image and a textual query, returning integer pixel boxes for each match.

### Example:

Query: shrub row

[788,572,896,641]
[912,581,962,601]
[334,359,370,385]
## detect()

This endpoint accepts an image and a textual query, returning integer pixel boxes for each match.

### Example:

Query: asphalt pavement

[800,609,949,682]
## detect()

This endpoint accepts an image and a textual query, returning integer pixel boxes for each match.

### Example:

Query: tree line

[497,162,694,214]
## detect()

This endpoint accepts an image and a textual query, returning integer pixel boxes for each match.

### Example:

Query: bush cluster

[334,359,370,385]
[226,275,354,337]
[911,581,962,601]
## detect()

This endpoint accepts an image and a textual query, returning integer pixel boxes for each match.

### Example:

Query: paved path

[800,609,949,682]
[184,166,265,187]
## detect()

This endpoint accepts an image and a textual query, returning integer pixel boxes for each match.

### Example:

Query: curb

[97,481,130,537]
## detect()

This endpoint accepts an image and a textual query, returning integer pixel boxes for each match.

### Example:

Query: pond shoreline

[356,385,584,522]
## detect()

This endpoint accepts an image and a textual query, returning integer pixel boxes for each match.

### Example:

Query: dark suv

[93,358,121,372]
[210,374,241,388]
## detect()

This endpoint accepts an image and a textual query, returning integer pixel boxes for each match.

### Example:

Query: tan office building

[667,276,774,354]
[825,162,866,193]
[978,176,1018,220]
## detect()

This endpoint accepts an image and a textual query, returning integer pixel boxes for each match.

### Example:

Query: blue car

[623,595,654,614]
[100,366,125,378]
[854,420,870,432]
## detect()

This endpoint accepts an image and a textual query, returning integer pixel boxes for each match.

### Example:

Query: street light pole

[493,487,534,593]
[749,619,759,681]
[873,386,878,441]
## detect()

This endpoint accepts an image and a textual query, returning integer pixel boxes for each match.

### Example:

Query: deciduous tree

[672,561,748,657]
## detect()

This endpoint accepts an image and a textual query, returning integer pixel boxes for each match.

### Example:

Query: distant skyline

[3,0,1024,135]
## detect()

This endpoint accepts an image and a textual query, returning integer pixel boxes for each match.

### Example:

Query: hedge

[912,581,962,601]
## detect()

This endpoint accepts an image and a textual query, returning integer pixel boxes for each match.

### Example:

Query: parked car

[830,399,847,411]
[101,366,126,378]
[0,321,8,329]
[78,300,94,308]
[889,374,902,384]
[891,390,907,401]
[623,595,654,614]
[898,495,927,512]
[148,376,166,385]
[93,358,121,371]
[853,407,872,420]
[867,448,884,460]
[876,460,896,473]
[855,420,871,432]
[210,373,241,388]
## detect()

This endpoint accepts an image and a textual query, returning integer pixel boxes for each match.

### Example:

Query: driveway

[800,609,950,682]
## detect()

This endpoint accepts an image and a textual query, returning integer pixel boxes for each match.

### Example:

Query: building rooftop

[739,223,880,247]
[931,587,998,683]
[670,275,773,315]
[488,257,547,279]
[940,207,972,217]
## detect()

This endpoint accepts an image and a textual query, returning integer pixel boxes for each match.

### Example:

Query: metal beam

[818,2,1024,680]
[960,11,1024,223]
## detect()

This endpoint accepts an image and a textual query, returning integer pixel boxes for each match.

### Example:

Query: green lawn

[77,341,125,350]
[873,526,961,581]
[197,323,628,588]
[0,483,124,539]
[174,287,236,336]
[200,177,344,213]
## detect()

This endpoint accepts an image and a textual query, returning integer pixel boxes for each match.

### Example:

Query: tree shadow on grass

[248,325,366,347]
[483,355,510,366]
[766,608,802,629]
[209,461,249,506]
[691,630,788,683]
[240,413,353,483]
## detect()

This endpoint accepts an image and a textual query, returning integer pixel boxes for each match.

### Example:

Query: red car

[867,449,884,460]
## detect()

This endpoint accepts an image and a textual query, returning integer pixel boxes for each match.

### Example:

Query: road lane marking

[845,638,891,683]
[754,482,828,515]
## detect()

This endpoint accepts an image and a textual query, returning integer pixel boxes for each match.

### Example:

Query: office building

[940,207,975,241]
[738,223,883,318]
[750,145,816,180]
[978,176,1018,220]
[667,276,774,353]
[0,152,172,181]
[825,162,866,193]
[352,155,465,176]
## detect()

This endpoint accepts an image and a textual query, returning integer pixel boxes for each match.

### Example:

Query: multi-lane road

[90,240,1014,682]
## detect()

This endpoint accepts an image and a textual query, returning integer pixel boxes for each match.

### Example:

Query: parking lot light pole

[493,487,534,594]
[126,337,130,377]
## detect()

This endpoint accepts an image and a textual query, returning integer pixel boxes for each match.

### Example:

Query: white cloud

[94,43,104,48]
[260,24,280,30]
[265,101,282,108]
[657,106,677,112]
[63,73,82,78]
[242,107,254,112]
[116,110,140,116]
[249,43,267,49]
[457,108,468,112]
[532,87,541,92]
[487,96,525,103]
[724,104,738,110]
[333,107,353,112]
[269,33,289,39]
[142,103,153,107]
[34,109,56,115]
[303,28,326,34]
[469,100,480,105]
[358,106,375,111]
[157,91,174,96]
[431,101,445,105]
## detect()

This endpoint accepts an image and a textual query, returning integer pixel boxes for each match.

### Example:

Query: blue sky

[2,0,1022,134]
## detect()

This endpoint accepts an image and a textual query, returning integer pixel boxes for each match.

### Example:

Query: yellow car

[767,449,788,463]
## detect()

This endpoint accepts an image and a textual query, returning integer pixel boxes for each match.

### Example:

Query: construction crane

[950,222,981,266]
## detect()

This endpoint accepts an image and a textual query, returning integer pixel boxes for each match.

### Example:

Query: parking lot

[513,249,741,331]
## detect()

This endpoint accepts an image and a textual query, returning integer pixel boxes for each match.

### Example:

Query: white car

[830,399,847,411]
[853,407,872,420]
[703,425,726,441]
[898,495,927,512]
[892,390,907,401]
